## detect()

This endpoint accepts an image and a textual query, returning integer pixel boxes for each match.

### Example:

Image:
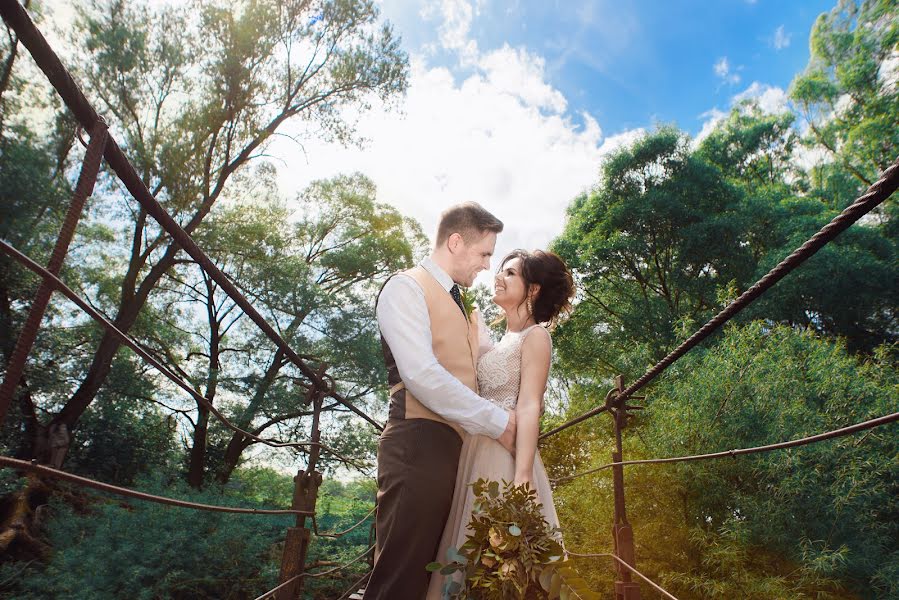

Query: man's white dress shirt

[377,258,509,439]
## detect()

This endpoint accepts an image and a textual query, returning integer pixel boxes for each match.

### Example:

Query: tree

[147,172,425,487]
[551,126,754,380]
[698,106,898,353]
[789,0,899,189]
[10,0,409,464]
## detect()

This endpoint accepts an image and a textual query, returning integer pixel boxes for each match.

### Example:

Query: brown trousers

[364,418,462,600]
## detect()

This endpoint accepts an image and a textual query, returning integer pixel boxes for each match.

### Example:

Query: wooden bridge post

[611,375,641,600]
[277,468,323,600]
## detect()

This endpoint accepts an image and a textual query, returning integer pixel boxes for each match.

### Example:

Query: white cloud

[266,0,656,286]
[772,25,791,50]
[597,128,644,156]
[879,49,899,91]
[713,57,729,78]
[694,83,789,145]
[421,0,480,62]
[791,144,832,174]
[478,45,568,113]
[693,108,727,145]
[271,42,631,286]
[733,82,790,114]
[714,57,741,85]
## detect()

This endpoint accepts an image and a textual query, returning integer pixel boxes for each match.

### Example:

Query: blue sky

[378,0,834,137]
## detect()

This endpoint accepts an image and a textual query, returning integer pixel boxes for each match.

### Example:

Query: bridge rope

[541,155,899,440]
[312,505,377,538]
[251,545,376,600]
[0,238,369,469]
[251,575,303,600]
[336,571,373,600]
[568,550,679,600]
[552,409,899,484]
[0,456,312,516]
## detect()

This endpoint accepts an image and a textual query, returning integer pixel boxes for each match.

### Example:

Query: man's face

[451,231,497,287]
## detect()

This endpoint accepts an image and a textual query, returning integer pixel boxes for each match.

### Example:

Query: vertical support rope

[0,120,108,425]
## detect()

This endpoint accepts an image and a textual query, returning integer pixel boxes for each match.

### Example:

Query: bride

[425,249,575,599]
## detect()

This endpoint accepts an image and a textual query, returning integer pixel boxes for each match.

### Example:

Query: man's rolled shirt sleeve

[377,275,509,439]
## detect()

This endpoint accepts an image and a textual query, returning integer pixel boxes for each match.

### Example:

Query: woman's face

[492,256,528,309]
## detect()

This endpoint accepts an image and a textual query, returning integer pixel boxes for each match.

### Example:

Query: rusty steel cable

[541,157,899,440]
[0,239,368,468]
[335,570,372,600]
[552,410,899,484]
[251,545,375,600]
[312,505,377,538]
[0,0,383,433]
[0,456,312,516]
[305,544,376,578]
[0,120,107,424]
[252,575,303,600]
[568,551,679,600]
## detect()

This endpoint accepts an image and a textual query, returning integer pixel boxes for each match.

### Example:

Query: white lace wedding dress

[425,322,561,599]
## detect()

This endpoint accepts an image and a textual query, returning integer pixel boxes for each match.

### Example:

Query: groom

[364,202,517,599]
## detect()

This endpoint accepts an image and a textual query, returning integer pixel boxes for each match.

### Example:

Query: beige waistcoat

[380,265,479,437]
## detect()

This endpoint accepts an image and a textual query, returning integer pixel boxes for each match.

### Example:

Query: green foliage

[64,402,176,486]
[0,475,288,599]
[697,105,897,352]
[698,106,798,189]
[431,478,575,600]
[0,470,377,600]
[552,126,753,379]
[304,478,377,599]
[0,0,414,463]
[552,324,898,599]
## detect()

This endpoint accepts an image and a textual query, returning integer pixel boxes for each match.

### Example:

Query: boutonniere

[460,287,475,321]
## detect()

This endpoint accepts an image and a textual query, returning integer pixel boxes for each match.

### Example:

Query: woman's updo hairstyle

[500,249,575,326]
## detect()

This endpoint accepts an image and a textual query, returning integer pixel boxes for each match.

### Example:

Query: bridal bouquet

[428,479,587,600]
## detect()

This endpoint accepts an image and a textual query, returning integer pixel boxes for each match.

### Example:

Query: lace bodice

[477,325,542,410]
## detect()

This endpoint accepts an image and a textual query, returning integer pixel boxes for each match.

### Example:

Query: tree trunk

[216,435,252,484]
[187,407,209,488]
[0,267,40,460]
[0,474,50,560]
[188,277,221,488]
[0,0,30,141]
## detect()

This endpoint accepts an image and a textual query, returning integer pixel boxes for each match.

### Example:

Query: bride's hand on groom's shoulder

[497,409,517,455]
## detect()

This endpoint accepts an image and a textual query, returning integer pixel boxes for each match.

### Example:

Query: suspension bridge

[0,1,897,598]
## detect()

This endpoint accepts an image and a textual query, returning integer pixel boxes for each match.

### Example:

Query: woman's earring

[526,297,534,316]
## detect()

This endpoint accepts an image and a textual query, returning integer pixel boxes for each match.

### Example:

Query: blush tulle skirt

[424,433,561,599]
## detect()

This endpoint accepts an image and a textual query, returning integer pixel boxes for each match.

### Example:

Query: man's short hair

[435,202,504,246]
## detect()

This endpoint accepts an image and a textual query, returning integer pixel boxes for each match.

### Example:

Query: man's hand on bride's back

[497,409,516,455]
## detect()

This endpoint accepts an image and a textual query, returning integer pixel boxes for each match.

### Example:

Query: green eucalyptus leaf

[488,480,500,498]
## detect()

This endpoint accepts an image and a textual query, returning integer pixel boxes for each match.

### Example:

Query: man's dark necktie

[449,284,466,317]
